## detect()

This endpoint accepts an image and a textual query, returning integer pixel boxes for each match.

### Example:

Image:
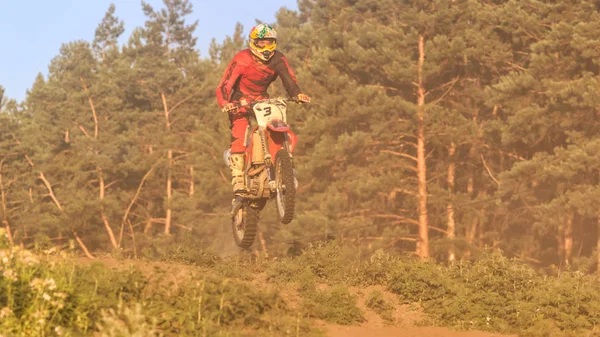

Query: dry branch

[381,150,418,162]
[39,172,63,212]
[480,154,500,185]
[389,188,417,199]
[74,231,95,259]
[431,77,460,104]
[119,164,156,247]
[127,219,137,259]
[80,77,99,139]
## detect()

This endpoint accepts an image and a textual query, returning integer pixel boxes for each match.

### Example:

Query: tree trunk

[99,169,118,249]
[597,216,600,278]
[557,221,566,266]
[144,218,152,234]
[162,92,173,235]
[464,171,476,260]
[447,142,456,262]
[165,149,173,235]
[0,173,14,246]
[189,165,195,197]
[598,170,600,278]
[476,190,487,248]
[564,211,574,265]
[416,34,429,259]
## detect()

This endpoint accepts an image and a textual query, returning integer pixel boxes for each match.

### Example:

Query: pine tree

[93,3,125,62]
[273,0,506,259]
[121,0,227,240]
[488,0,600,266]
[0,85,23,246]
[209,22,245,64]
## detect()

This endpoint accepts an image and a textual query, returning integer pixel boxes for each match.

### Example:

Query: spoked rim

[231,199,262,249]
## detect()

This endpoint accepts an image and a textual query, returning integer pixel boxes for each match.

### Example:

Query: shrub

[0,241,323,336]
[365,290,395,323]
[387,259,455,304]
[301,285,365,325]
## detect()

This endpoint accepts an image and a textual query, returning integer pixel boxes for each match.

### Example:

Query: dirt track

[326,325,516,337]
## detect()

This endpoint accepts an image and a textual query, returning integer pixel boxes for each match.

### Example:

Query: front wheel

[232,200,265,249]
[275,149,296,224]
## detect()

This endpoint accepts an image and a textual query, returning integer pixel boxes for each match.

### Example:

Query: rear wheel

[275,149,296,224]
[232,200,265,249]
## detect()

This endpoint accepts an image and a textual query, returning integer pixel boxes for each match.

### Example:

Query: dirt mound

[75,257,517,337]
[325,285,515,337]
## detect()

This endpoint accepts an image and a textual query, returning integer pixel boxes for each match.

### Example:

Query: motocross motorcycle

[224,97,304,249]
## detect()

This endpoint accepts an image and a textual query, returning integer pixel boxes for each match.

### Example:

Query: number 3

[264,106,272,116]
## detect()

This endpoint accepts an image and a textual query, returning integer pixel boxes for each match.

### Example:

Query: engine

[247,166,270,198]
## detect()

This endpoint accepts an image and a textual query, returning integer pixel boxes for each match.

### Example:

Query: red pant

[229,110,249,153]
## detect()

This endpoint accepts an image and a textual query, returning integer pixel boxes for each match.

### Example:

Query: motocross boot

[229,153,247,215]
[229,153,247,196]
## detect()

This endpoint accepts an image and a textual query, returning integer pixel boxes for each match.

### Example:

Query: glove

[221,102,238,113]
[296,93,311,103]
[222,99,251,113]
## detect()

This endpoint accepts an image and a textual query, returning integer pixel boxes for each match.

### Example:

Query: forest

[0,0,599,274]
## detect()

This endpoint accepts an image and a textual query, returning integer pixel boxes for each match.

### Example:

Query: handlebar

[235,97,306,109]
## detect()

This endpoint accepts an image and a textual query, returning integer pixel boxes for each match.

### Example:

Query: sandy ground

[326,325,516,337]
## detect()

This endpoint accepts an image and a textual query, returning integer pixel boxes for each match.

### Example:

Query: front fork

[258,128,277,192]
[258,129,295,192]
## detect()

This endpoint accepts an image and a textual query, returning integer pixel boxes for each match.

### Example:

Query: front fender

[267,131,285,159]
[266,129,298,158]
[267,119,290,132]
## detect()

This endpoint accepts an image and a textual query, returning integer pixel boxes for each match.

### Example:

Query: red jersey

[216,49,302,107]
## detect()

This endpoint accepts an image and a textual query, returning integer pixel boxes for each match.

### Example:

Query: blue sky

[0,0,298,102]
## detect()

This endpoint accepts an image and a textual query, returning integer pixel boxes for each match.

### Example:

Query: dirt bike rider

[216,23,310,198]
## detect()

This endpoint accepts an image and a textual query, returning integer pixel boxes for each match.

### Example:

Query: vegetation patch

[263,242,600,336]
[3,232,600,336]
[301,285,365,325]
[365,290,395,324]
[0,241,323,337]
[386,251,600,336]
